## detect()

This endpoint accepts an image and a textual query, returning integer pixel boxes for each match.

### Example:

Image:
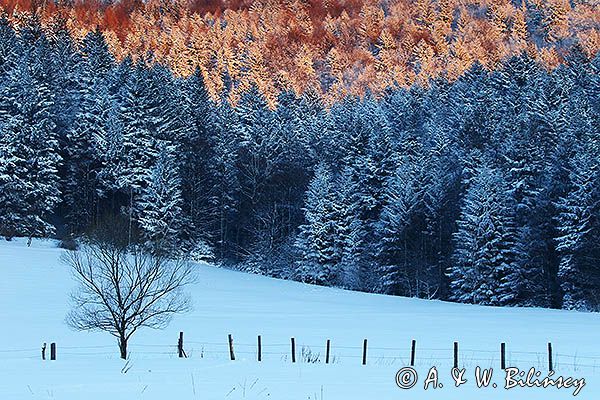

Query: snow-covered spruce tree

[291,87,329,163]
[79,28,114,77]
[495,75,554,307]
[63,88,106,233]
[178,69,213,237]
[419,83,462,299]
[234,87,292,261]
[206,98,241,259]
[113,62,168,242]
[97,101,126,198]
[236,87,280,200]
[137,143,187,255]
[95,57,133,206]
[448,162,519,306]
[295,163,340,285]
[63,31,115,234]
[374,88,457,299]
[448,62,497,149]
[375,164,422,296]
[555,146,600,311]
[334,165,364,290]
[528,67,577,307]
[0,44,61,239]
[330,97,395,290]
[46,18,81,144]
[504,147,552,306]
[116,63,162,191]
[149,64,186,143]
[234,90,318,277]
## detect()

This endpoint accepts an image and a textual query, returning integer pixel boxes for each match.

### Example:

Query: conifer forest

[1,0,600,312]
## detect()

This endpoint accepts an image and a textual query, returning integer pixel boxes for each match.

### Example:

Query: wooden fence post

[453,341,458,369]
[291,337,296,363]
[41,343,46,360]
[501,342,506,370]
[362,339,367,365]
[257,335,262,362]
[228,334,235,361]
[50,342,56,361]
[325,339,330,364]
[548,342,553,372]
[178,332,184,358]
[410,340,416,367]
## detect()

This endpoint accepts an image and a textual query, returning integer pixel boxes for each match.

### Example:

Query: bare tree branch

[64,241,195,359]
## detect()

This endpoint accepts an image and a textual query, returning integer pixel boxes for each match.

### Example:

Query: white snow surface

[1,238,599,399]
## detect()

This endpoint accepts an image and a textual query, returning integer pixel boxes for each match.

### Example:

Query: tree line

[1,17,599,310]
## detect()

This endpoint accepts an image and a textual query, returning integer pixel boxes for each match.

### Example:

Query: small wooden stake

[178,332,184,358]
[362,339,367,365]
[548,342,553,372]
[291,337,296,363]
[410,339,416,367]
[228,334,235,361]
[453,341,458,369]
[50,342,56,361]
[257,335,262,362]
[325,339,330,364]
[501,342,506,370]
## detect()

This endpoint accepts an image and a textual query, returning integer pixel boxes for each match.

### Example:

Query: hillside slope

[0,239,598,399]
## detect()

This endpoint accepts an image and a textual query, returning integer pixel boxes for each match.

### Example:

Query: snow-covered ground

[0,239,598,399]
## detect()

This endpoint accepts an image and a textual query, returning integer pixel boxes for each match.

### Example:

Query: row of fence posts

[179,333,555,371]
[41,333,556,371]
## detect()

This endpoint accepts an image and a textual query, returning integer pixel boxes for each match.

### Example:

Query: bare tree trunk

[119,335,128,359]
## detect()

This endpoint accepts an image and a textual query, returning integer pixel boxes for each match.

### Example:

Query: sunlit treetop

[1,0,599,105]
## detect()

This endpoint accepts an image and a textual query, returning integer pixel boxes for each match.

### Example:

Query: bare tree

[64,240,195,359]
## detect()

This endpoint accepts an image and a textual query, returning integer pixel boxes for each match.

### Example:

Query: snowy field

[1,239,599,399]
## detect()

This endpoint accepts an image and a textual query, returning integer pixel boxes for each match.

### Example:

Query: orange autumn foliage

[1,0,599,105]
